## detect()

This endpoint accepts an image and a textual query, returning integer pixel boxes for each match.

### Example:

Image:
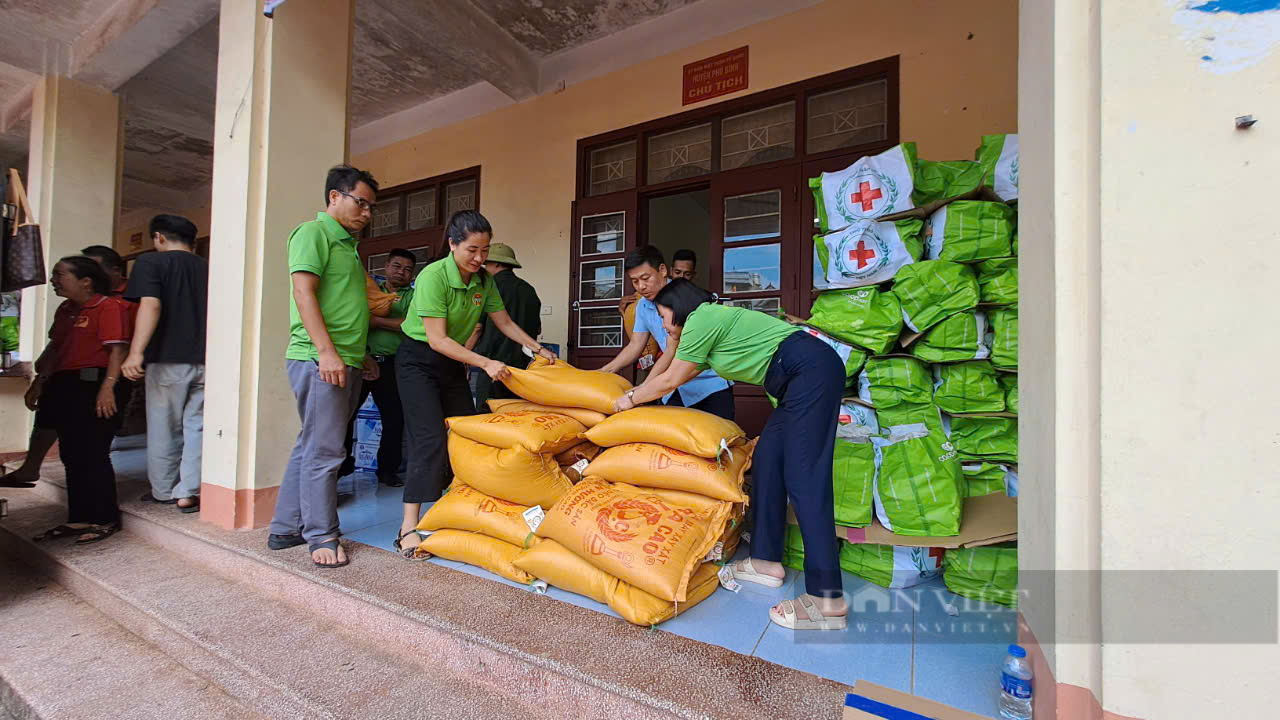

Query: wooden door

[569,193,638,371]
[708,164,802,437]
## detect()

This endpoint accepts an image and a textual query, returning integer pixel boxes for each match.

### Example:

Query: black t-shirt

[124,250,209,365]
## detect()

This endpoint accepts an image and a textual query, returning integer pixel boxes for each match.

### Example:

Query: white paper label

[571,458,590,475]
[717,564,742,593]
[529,580,548,594]
[638,353,655,369]
[522,505,546,533]
[703,541,726,562]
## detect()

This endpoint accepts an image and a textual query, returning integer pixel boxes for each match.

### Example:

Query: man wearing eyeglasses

[269,164,381,569]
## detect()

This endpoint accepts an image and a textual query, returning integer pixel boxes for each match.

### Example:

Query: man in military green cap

[472,242,543,407]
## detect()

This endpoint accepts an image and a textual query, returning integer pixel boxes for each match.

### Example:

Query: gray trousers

[144,363,205,501]
[270,359,363,544]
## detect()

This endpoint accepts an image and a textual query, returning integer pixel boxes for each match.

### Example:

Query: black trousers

[472,373,517,412]
[396,337,477,503]
[666,385,736,421]
[343,354,405,478]
[751,332,845,599]
[45,371,128,525]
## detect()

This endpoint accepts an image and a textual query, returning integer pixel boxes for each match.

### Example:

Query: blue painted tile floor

[333,471,1015,718]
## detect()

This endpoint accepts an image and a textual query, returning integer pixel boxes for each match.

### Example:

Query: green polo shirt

[367,281,414,357]
[286,212,370,368]
[674,303,800,386]
[403,255,504,345]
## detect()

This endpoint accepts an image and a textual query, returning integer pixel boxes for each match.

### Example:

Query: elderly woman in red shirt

[29,256,132,544]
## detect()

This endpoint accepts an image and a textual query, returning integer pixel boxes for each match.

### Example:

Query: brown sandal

[74,522,121,545]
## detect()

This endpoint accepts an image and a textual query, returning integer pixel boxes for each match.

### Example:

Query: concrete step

[0,555,264,720]
[0,494,565,720]
[2,475,851,719]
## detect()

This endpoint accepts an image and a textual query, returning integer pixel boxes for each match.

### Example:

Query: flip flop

[177,497,200,514]
[74,523,121,545]
[33,524,84,542]
[140,492,177,505]
[393,529,425,559]
[268,533,305,550]
[728,558,785,588]
[309,538,349,568]
[0,471,36,488]
[769,596,848,631]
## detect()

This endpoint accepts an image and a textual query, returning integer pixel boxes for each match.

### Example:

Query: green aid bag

[961,462,1016,498]
[833,401,879,527]
[796,325,867,388]
[947,415,1018,463]
[857,356,933,408]
[909,310,990,363]
[809,286,903,355]
[987,306,1019,369]
[871,425,964,537]
[839,542,944,588]
[810,143,919,231]
[924,201,1015,263]
[933,361,1005,414]
[892,260,980,333]
[877,402,945,436]
[976,134,1019,203]
[943,545,1019,607]
[913,159,985,206]
[0,316,17,352]
[782,524,807,571]
[977,257,1018,305]
[999,373,1018,414]
[813,219,924,290]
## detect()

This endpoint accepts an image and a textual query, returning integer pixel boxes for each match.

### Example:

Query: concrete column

[1,76,121,453]
[200,0,355,529]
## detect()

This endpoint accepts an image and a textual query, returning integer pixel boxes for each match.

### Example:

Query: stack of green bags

[833,401,879,528]
[943,545,1018,607]
[781,527,944,589]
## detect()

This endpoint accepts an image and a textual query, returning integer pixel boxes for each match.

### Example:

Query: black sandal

[74,523,120,545]
[33,524,84,541]
[393,529,424,559]
[177,497,200,514]
[309,538,349,568]
[268,533,305,550]
[0,472,36,488]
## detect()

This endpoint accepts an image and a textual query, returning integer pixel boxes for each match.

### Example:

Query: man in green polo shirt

[341,247,415,488]
[269,164,381,569]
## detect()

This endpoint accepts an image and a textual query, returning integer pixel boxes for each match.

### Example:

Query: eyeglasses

[338,190,376,212]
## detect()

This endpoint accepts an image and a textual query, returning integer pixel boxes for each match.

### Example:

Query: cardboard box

[842,680,993,720]
[789,493,1017,550]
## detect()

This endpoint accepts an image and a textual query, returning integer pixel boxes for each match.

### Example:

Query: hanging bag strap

[8,168,35,234]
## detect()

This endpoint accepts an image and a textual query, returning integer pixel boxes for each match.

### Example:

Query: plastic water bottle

[999,644,1033,719]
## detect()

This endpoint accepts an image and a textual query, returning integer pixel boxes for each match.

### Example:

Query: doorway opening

[646,188,711,287]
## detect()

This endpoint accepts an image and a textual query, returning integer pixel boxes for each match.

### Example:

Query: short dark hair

[149,214,197,247]
[445,210,492,246]
[624,245,665,273]
[387,248,417,265]
[324,164,379,205]
[672,248,697,266]
[652,278,713,327]
[81,245,125,277]
[59,255,111,296]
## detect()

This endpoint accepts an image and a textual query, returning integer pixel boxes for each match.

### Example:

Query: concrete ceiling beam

[71,0,221,91]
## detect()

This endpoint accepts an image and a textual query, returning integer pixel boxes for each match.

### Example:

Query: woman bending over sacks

[612,278,847,630]
[394,210,556,556]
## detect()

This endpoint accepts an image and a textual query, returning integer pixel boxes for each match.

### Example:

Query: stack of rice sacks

[786,136,1020,600]
[437,358,747,626]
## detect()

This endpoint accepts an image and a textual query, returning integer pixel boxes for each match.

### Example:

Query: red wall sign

[682,46,749,106]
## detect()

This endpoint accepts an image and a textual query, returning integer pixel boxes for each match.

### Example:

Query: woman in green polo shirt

[395,210,555,555]
[612,279,848,631]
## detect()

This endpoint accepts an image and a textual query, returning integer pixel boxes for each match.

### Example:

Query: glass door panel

[571,195,638,370]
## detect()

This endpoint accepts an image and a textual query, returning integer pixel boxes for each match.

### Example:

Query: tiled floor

[331,470,1015,717]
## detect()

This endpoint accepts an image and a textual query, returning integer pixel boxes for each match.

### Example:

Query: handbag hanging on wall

[3,168,45,292]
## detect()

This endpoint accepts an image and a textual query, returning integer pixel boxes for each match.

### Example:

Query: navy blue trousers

[666,385,736,421]
[752,332,846,599]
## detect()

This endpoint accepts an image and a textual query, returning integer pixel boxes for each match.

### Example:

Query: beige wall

[355,0,1018,348]
[113,204,212,253]
[1096,2,1280,718]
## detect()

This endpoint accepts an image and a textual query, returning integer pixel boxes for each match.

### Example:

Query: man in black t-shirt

[122,215,209,513]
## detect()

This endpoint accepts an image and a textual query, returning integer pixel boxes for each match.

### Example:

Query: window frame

[358,165,481,264]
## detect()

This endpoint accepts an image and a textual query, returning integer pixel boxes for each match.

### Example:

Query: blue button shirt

[633,296,732,407]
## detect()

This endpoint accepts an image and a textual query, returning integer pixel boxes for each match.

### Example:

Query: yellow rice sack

[446,411,585,454]
[447,434,573,509]
[554,441,603,467]
[415,529,533,584]
[366,275,397,317]
[512,539,720,626]
[486,400,607,428]
[416,483,533,547]
[504,356,632,415]
[537,478,731,602]
[584,406,746,459]
[584,440,755,502]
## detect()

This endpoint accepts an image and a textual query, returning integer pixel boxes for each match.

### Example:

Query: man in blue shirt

[600,246,735,420]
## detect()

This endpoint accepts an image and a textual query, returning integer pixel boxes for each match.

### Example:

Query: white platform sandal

[728,558,785,588]
[769,595,848,631]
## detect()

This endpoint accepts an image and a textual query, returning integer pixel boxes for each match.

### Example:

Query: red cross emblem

[850,181,883,212]
[927,547,946,565]
[848,240,877,269]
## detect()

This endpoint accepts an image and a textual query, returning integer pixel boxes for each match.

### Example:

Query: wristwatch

[625,390,636,400]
